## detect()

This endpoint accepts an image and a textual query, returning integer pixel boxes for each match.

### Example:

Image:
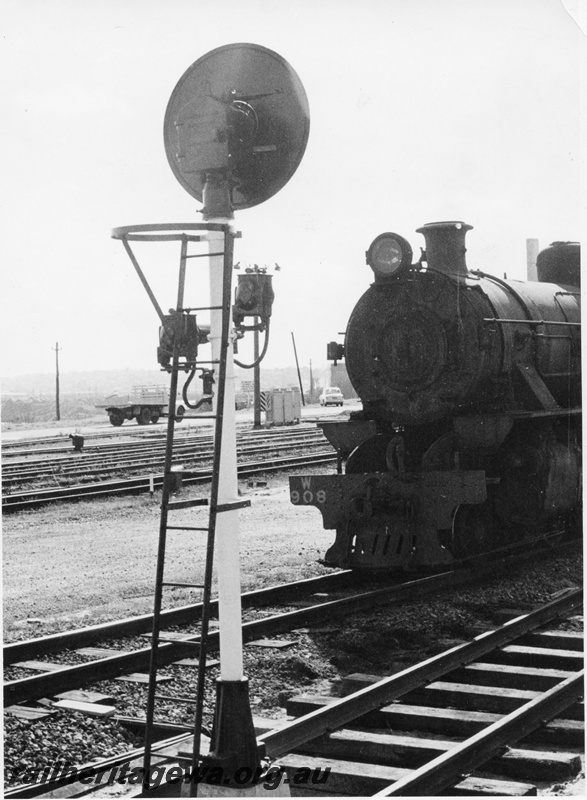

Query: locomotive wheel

[109,414,124,427]
[137,407,152,425]
[451,503,496,559]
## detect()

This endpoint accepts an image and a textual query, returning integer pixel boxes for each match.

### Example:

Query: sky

[1,0,584,379]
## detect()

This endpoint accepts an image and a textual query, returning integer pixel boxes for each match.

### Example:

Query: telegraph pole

[291,331,305,406]
[53,342,61,421]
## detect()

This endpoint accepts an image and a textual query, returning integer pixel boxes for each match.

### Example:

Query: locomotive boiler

[290,221,581,569]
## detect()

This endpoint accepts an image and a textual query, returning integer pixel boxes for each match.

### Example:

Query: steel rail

[2,436,328,486]
[4,539,580,699]
[3,571,355,665]
[0,416,255,451]
[2,428,324,469]
[1,424,322,461]
[373,670,584,796]
[2,450,337,512]
[260,588,583,759]
[5,569,465,706]
[1,433,326,482]
[3,730,193,798]
[6,534,574,667]
[3,433,324,472]
[8,587,579,798]
[0,417,300,451]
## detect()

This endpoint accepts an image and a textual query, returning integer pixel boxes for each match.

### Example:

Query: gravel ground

[3,471,334,640]
[3,468,584,794]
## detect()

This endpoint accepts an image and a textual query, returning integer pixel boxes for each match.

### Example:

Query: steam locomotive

[290,221,581,569]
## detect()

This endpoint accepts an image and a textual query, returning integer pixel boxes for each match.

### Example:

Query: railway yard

[2,415,584,797]
[3,2,582,796]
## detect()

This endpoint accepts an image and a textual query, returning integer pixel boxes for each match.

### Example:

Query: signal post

[124,44,311,795]
[197,179,261,793]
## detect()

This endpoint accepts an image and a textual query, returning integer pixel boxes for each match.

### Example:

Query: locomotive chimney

[416,221,473,277]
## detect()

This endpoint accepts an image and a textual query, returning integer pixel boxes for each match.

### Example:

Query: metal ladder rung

[176,362,218,368]
[184,251,225,259]
[180,306,224,312]
[181,360,220,365]
[167,498,209,510]
[166,526,210,531]
[178,415,217,420]
[160,582,205,589]
[215,499,251,513]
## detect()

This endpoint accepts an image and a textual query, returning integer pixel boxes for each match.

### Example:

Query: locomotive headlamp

[366,233,413,280]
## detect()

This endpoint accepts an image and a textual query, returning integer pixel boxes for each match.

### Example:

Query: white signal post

[198,207,265,795]
[207,226,244,681]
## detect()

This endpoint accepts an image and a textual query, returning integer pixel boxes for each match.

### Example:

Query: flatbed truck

[97,385,185,426]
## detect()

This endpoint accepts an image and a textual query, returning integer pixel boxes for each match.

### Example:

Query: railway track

[2,427,337,512]
[2,427,325,480]
[4,569,459,708]
[2,451,337,512]
[266,586,583,796]
[5,587,583,797]
[5,539,579,708]
[1,427,154,455]
[3,571,354,672]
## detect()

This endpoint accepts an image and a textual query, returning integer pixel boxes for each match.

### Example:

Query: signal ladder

[112,222,248,794]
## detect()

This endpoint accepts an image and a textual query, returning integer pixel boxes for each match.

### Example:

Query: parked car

[319,387,344,406]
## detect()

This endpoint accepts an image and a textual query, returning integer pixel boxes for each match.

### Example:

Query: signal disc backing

[164,43,310,209]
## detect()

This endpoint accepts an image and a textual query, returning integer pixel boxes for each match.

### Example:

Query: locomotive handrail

[508,407,581,419]
[482,317,580,327]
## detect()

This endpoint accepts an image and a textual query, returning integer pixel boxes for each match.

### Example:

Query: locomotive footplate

[289,471,487,569]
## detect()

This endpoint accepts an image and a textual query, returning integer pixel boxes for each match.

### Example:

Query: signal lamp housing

[157,312,204,372]
[366,232,413,280]
[232,272,275,330]
[327,341,345,364]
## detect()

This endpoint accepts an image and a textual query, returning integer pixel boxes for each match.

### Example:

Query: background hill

[1,366,331,398]
[1,365,356,424]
